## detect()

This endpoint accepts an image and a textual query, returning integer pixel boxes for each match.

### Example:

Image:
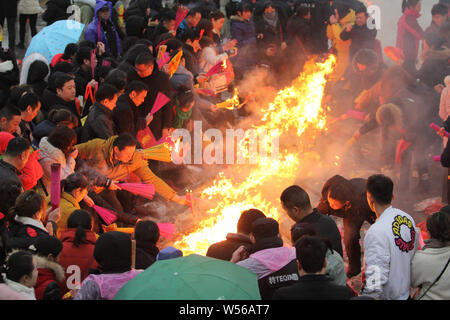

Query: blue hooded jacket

[84,0,122,56]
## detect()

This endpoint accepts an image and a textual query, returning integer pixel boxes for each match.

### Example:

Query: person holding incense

[75,133,188,214]
[113,80,150,137]
[127,52,174,141]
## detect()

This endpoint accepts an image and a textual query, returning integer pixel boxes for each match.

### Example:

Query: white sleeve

[202,47,228,66]
[361,228,390,298]
[59,157,76,181]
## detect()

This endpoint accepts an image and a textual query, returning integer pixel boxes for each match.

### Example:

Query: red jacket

[50,53,71,68]
[34,256,65,300]
[58,228,98,293]
[19,149,44,190]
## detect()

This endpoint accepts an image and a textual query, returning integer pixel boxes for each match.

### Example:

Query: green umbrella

[114,254,261,300]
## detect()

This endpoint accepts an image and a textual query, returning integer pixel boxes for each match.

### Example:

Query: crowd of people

[0,0,449,300]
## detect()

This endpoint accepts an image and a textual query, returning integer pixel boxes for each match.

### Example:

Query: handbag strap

[418,257,450,300]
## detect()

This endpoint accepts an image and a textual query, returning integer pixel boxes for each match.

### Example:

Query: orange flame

[173,56,336,255]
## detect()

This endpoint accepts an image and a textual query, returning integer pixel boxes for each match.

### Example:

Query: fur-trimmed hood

[34,255,65,284]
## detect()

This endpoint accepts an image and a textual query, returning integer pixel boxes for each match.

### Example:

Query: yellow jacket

[46,192,80,235]
[75,136,176,201]
[327,9,355,81]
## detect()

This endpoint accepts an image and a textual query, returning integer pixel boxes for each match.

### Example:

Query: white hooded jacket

[38,137,76,191]
[362,206,419,300]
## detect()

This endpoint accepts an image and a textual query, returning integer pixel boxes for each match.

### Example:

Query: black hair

[291,222,317,244]
[210,10,225,20]
[136,39,153,50]
[197,19,213,39]
[161,10,176,22]
[280,185,312,211]
[175,86,194,107]
[125,80,148,95]
[0,180,22,220]
[237,209,266,234]
[295,236,328,273]
[47,125,77,156]
[62,173,89,194]
[52,61,74,74]
[187,8,202,17]
[78,39,96,49]
[135,52,154,66]
[180,28,201,43]
[75,46,93,66]
[9,191,44,221]
[366,174,393,205]
[332,0,351,19]
[54,73,75,91]
[135,220,160,244]
[327,177,355,203]
[355,7,369,16]
[199,36,214,49]
[166,39,183,52]
[98,65,114,81]
[5,251,35,283]
[5,137,30,157]
[427,209,450,243]
[62,43,79,60]
[95,83,120,102]
[402,0,420,13]
[123,36,140,54]
[8,85,34,106]
[48,109,78,127]
[295,5,311,18]
[113,133,138,151]
[123,44,151,66]
[67,209,92,247]
[0,105,21,121]
[431,3,448,16]
[17,92,40,112]
[104,69,127,92]
[237,2,253,14]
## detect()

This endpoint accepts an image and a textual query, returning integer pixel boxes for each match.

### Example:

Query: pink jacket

[439,87,450,121]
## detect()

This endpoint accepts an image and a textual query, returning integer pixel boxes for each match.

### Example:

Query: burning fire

[216,88,240,110]
[172,56,336,255]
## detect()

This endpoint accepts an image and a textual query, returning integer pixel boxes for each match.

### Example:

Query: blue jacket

[230,15,257,70]
[84,0,122,56]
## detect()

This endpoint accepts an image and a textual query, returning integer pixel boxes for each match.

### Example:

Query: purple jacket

[84,0,122,56]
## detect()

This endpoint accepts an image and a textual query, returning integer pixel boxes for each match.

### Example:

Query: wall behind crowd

[372,0,438,63]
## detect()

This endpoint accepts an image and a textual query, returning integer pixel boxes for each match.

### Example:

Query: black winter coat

[0,160,23,190]
[296,209,343,257]
[127,67,174,140]
[340,24,377,59]
[295,0,332,54]
[317,175,376,225]
[113,94,142,137]
[41,88,80,120]
[81,102,116,142]
[206,233,252,261]
[5,220,49,253]
[27,60,49,98]
[272,275,353,300]
[32,120,56,148]
[0,0,19,18]
[42,0,72,25]
[135,240,159,270]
